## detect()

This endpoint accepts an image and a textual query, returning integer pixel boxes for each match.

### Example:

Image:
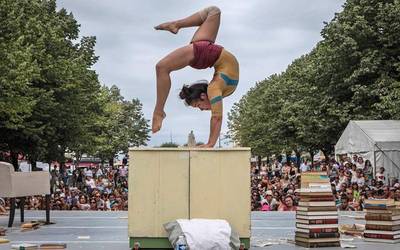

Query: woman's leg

[152,45,194,133]
[154,6,221,43]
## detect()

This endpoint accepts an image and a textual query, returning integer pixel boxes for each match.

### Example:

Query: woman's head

[179,80,210,111]
[284,195,294,207]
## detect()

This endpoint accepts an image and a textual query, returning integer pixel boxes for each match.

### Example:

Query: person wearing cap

[260,190,277,211]
[152,6,239,148]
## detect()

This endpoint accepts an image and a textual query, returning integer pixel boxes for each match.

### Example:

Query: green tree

[159,142,179,148]
[94,85,150,165]
[228,0,400,158]
[0,0,150,170]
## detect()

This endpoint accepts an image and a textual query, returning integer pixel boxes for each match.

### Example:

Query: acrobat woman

[152,6,239,148]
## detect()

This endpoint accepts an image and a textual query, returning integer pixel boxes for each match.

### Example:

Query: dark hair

[179,81,208,105]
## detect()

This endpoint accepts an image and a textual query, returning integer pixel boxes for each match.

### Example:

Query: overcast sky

[57,0,344,146]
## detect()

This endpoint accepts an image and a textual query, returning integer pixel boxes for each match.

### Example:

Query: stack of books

[364,199,400,244]
[295,172,340,248]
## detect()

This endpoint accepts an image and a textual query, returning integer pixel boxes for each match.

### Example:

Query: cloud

[57,0,344,146]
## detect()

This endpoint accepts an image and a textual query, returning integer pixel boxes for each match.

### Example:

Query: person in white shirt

[352,169,365,186]
[85,168,93,178]
[351,154,358,164]
[95,166,103,178]
[119,165,128,177]
[299,160,310,173]
[85,176,96,189]
[375,167,386,183]
[350,165,358,183]
[355,157,364,169]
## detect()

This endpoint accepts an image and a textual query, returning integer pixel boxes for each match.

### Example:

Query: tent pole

[373,150,376,180]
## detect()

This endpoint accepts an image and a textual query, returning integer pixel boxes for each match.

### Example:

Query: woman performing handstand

[153,6,239,148]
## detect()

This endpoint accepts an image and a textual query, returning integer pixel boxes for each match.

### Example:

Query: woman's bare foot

[154,21,179,34]
[152,111,166,133]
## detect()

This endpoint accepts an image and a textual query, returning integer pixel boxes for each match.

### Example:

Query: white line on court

[35,226,126,229]
[252,226,295,229]
[6,226,127,230]
[10,240,128,244]
[20,216,123,219]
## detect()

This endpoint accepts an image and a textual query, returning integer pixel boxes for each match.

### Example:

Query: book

[300,196,335,202]
[296,219,338,225]
[296,227,339,233]
[295,240,340,248]
[366,220,400,226]
[365,199,396,205]
[40,243,67,249]
[364,233,400,240]
[296,211,338,216]
[364,238,400,243]
[296,223,339,229]
[365,204,396,210]
[295,231,340,239]
[301,172,330,188]
[365,214,400,221]
[295,236,340,243]
[297,206,337,212]
[0,238,10,244]
[298,201,335,207]
[364,230,400,235]
[11,243,38,249]
[365,224,400,231]
[365,209,400,215]
[296,215,338,220]
[298,190,333,195]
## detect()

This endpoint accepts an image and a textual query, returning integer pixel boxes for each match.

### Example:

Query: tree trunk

[31,160,38,171]
[28,154,42,171]
[59,161,65,174]
[286,151,291,164]
[295,150,301,167]
[257,155,262,169]
[10,151,19,171]
[109,158,114,167]
[310,150,314,169]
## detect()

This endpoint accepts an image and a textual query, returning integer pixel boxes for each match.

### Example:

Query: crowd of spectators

[251,155,400,212]
[1,164,129,212]
[1,154,399,214]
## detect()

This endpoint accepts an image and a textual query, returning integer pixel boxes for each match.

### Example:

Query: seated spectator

[352,169,365,186]
[394,186,400,201]
[77,195,90,210]
[375,167,386,183]
[90,199,97,210]
[278,196,297,211]
[0,204,6,215]
[338,195,355,211]
[260,190,277,211]
[299,160,310,173]
[355,157,364,169]
[85,176,96,192]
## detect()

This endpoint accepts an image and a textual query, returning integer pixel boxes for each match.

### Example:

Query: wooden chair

[0,161,51,227]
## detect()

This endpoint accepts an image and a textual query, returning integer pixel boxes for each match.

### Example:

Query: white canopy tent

[335,120,400,179]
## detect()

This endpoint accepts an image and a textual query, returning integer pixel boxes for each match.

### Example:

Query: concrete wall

[128,148,251,238]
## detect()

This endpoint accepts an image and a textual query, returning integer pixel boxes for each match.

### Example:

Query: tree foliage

[0,0,149,169]
[159,142,180,148]
[228,0,400,156]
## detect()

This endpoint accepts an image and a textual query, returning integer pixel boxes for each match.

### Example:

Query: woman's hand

[196,143,213,148]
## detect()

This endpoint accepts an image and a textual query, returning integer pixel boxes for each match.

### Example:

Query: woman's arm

[201,116,222,147]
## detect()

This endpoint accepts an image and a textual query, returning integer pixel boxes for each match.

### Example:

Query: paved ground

[0,210,399,249]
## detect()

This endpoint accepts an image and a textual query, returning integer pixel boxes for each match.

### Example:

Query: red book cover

[309,228,339,233]
[309,219,339,224]
[364,233,397,240]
